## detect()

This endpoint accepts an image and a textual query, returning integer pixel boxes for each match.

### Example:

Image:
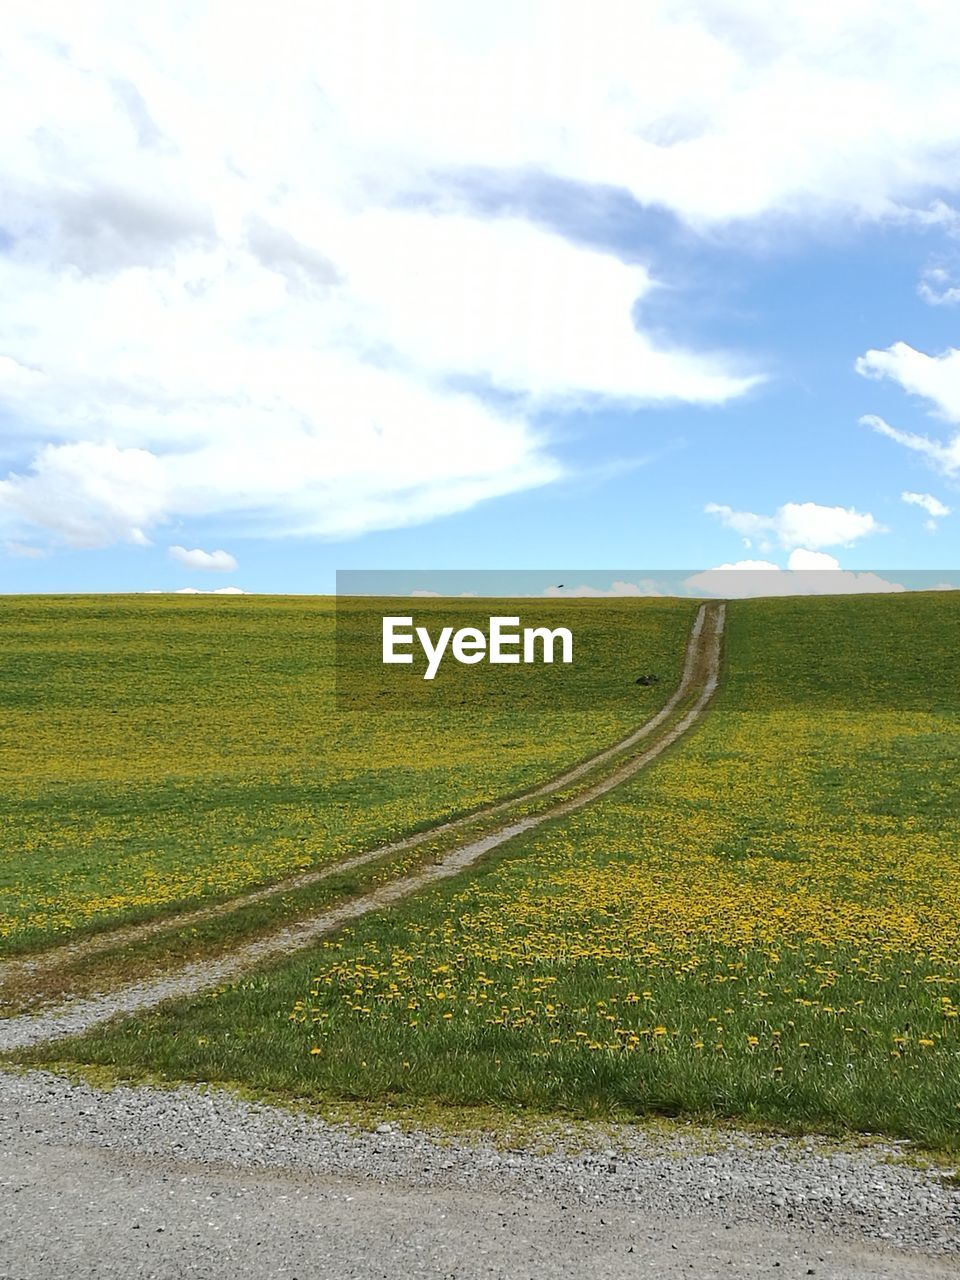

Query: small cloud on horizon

[705,501,883,552]
[169,545,238,572]
[901,490,951,533]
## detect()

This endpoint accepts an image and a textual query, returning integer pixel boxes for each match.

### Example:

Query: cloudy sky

[3,0,960,593]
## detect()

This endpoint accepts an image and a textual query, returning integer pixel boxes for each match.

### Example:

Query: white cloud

[786,549,837,571]
[901,491,951,529]
[705,501,882,551]
[857,345,960,479]
[7,4,960,550]
[860,414,960,479]
[0,5,776,552]
[0,442,163,547]
[701,558,781,572]
[898,201,960,236]
[686,553,904,597]
[169,544,238,572]
[323,211,756,408]
[901,490,951,518]
[0,358,563,542]
[918,265,960,306]
[856,344,960,423]
[172,586,246,595]
[300,0,960,227]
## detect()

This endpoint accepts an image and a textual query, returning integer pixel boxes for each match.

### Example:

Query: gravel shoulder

[1,1068,957,1279]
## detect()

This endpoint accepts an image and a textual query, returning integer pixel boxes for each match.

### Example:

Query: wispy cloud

[3,539,48,559]
[861,415,960,478]
[901,490,951,532]
[901,491,951,518]
[918,264,960,306]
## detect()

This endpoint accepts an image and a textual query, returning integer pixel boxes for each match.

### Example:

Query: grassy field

[28,592,960,1151]
[0,594,695,952]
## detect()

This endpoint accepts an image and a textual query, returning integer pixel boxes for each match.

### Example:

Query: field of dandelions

[30,593,960,1149]
[0,594,693,950]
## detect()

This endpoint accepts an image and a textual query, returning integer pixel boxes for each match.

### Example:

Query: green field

[0,594,694,952]
[24,592,960,1151]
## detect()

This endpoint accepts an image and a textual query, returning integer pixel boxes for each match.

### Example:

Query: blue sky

[3,3,960,595]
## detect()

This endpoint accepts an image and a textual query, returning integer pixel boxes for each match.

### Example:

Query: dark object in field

[635,673,660,686]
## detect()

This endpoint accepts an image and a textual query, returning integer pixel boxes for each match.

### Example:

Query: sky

[3,1,960,595]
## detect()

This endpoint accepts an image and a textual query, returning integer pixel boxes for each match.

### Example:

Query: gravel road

[0,1069,957,1279]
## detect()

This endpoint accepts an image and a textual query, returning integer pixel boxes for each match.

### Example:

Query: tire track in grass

[0,604,724,1051]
